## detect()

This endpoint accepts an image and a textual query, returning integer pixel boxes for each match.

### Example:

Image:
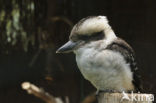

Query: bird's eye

[77,31,104,41]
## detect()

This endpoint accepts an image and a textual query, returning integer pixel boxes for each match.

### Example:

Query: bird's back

[106,38,142,92]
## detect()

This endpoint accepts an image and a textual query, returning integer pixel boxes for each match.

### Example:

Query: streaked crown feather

[70,16,116,43]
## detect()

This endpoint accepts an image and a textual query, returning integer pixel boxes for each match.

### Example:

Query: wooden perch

[21,82,63,103]
[98,92,154,103]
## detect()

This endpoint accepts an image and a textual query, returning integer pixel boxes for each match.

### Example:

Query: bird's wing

[106,38,142,92]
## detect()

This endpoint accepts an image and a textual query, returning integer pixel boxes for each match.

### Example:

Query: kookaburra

[56,16,142,93]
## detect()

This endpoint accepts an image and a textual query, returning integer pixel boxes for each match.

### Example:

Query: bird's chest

[76,49,94,68]
[75,51,115,90]
[75,49,108,81]
[76,52,97,78]
[75,48,131,90]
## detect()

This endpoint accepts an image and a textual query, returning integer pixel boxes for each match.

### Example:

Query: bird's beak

[56,41,78,53]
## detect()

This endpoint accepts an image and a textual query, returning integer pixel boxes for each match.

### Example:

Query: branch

[21,82,63,103]
[22,82,96,103]
[50,16,73,28]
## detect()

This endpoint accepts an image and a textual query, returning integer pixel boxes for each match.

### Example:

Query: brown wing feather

[106,38,142,92]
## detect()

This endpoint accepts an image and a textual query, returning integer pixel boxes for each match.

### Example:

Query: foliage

[0,0,36,52]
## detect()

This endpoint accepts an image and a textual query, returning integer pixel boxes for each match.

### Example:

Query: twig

[50,16,73,28]
[22,82,97,103]
[21,82,62,103]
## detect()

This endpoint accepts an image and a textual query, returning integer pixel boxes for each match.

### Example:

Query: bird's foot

[96,89,118,97]
[99,89,117,93]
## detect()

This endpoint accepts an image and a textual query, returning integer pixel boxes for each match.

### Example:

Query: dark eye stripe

[77,31,104,41]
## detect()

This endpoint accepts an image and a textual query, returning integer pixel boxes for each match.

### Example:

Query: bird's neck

[74,40,105,56]
[104,27,117,44]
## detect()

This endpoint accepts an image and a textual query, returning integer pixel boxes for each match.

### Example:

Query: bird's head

[56,16,117,53]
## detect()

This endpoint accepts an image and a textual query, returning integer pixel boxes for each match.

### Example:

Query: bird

[56,16,142,94]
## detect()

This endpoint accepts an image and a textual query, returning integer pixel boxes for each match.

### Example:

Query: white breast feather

[75,48,134,92]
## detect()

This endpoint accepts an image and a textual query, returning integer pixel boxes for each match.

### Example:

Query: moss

[0,10,5,22]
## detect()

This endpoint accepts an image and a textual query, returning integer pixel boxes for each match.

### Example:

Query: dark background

[0,0,156,103]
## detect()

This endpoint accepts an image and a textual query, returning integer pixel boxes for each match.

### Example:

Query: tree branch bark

[22,82,63,103]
